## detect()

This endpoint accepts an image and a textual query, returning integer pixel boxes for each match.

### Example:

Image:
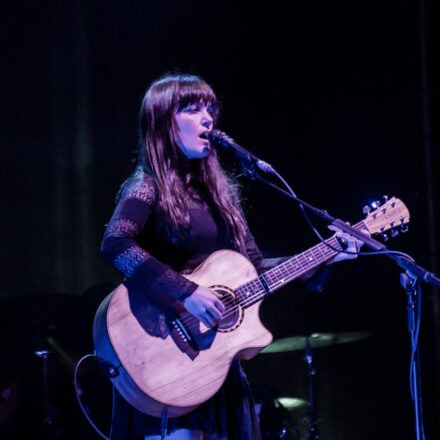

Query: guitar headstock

[362,196,410,239]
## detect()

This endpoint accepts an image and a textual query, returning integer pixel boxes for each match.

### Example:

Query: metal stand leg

[401,272,426,440]
[35,348,56,438]
[304,337,319,440]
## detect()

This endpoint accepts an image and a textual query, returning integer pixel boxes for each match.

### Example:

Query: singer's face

[174,102,214,159]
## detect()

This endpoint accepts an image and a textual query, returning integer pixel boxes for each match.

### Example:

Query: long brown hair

[137,73,247,248]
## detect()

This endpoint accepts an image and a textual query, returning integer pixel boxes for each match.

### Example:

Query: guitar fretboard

[235,220,367,308]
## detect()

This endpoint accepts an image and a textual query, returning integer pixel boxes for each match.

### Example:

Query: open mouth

[199,132,209,140]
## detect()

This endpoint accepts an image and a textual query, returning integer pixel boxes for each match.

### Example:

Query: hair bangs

[175,79,219,113]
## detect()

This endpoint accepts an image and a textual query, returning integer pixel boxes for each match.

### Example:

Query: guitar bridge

[171,318,192,344]
[167,285,244,360]
[169,317,199,360]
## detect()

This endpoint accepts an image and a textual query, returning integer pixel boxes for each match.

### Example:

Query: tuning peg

[363,205,371,215]
[400,224,409,233]
[381,233,389,242]
[371,200,381,209]
[390,228,399,238]
[382,195,389,203]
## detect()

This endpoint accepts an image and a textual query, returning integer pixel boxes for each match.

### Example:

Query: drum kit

[254,331,372,440]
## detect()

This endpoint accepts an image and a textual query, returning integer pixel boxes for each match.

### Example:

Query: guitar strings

[177,233,348,329]
[178,245,336,329]
[178,245,333,328]
[179,227,371,330]
[177,215,390,331]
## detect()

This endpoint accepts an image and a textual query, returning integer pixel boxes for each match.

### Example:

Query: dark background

[1,1,439,439]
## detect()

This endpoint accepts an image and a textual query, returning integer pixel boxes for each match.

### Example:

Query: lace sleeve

[100,174,197,310]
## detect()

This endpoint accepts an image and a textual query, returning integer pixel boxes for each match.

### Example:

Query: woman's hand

[326,225,368,264]
[183,285,225,328]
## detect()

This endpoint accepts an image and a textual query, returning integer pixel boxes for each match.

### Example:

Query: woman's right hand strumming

[183,286,226,328]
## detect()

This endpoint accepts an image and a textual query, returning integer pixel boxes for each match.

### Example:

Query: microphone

[208,129,274,174]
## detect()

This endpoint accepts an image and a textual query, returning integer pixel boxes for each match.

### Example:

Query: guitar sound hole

[212,286,243,333]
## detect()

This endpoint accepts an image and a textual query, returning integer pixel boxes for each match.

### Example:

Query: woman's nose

[201,109,213,128]
[202,119,212,129]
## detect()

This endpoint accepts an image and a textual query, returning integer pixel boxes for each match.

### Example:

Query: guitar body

[93,249,273,417]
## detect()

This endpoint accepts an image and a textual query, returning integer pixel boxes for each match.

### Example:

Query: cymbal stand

[34,348,56,437]
[304,337,319,440]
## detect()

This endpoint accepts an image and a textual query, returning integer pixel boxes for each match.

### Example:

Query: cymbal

[276,396,309,410]
[261,332,372,353]
[255,396,309,417]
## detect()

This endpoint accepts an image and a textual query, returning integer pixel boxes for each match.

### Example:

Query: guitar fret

[239,278,264,300]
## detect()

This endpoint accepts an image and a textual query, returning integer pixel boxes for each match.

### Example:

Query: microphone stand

[237,156,440,440]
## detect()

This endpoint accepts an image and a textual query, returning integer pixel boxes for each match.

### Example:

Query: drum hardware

[259,331,372,438]
[261,332,372,354]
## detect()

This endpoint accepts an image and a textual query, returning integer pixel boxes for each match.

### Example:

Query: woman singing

[100,73,361,440]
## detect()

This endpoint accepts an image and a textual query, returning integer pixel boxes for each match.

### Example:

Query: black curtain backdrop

[1,1,439,439]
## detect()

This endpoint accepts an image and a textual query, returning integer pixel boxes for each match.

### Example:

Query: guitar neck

[236,220,367,308]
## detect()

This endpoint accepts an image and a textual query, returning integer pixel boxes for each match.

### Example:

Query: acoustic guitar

[93,197,409,417]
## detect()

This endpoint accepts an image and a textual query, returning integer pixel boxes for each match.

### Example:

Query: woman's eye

[184,104,200,113]
[207,104,217,116]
